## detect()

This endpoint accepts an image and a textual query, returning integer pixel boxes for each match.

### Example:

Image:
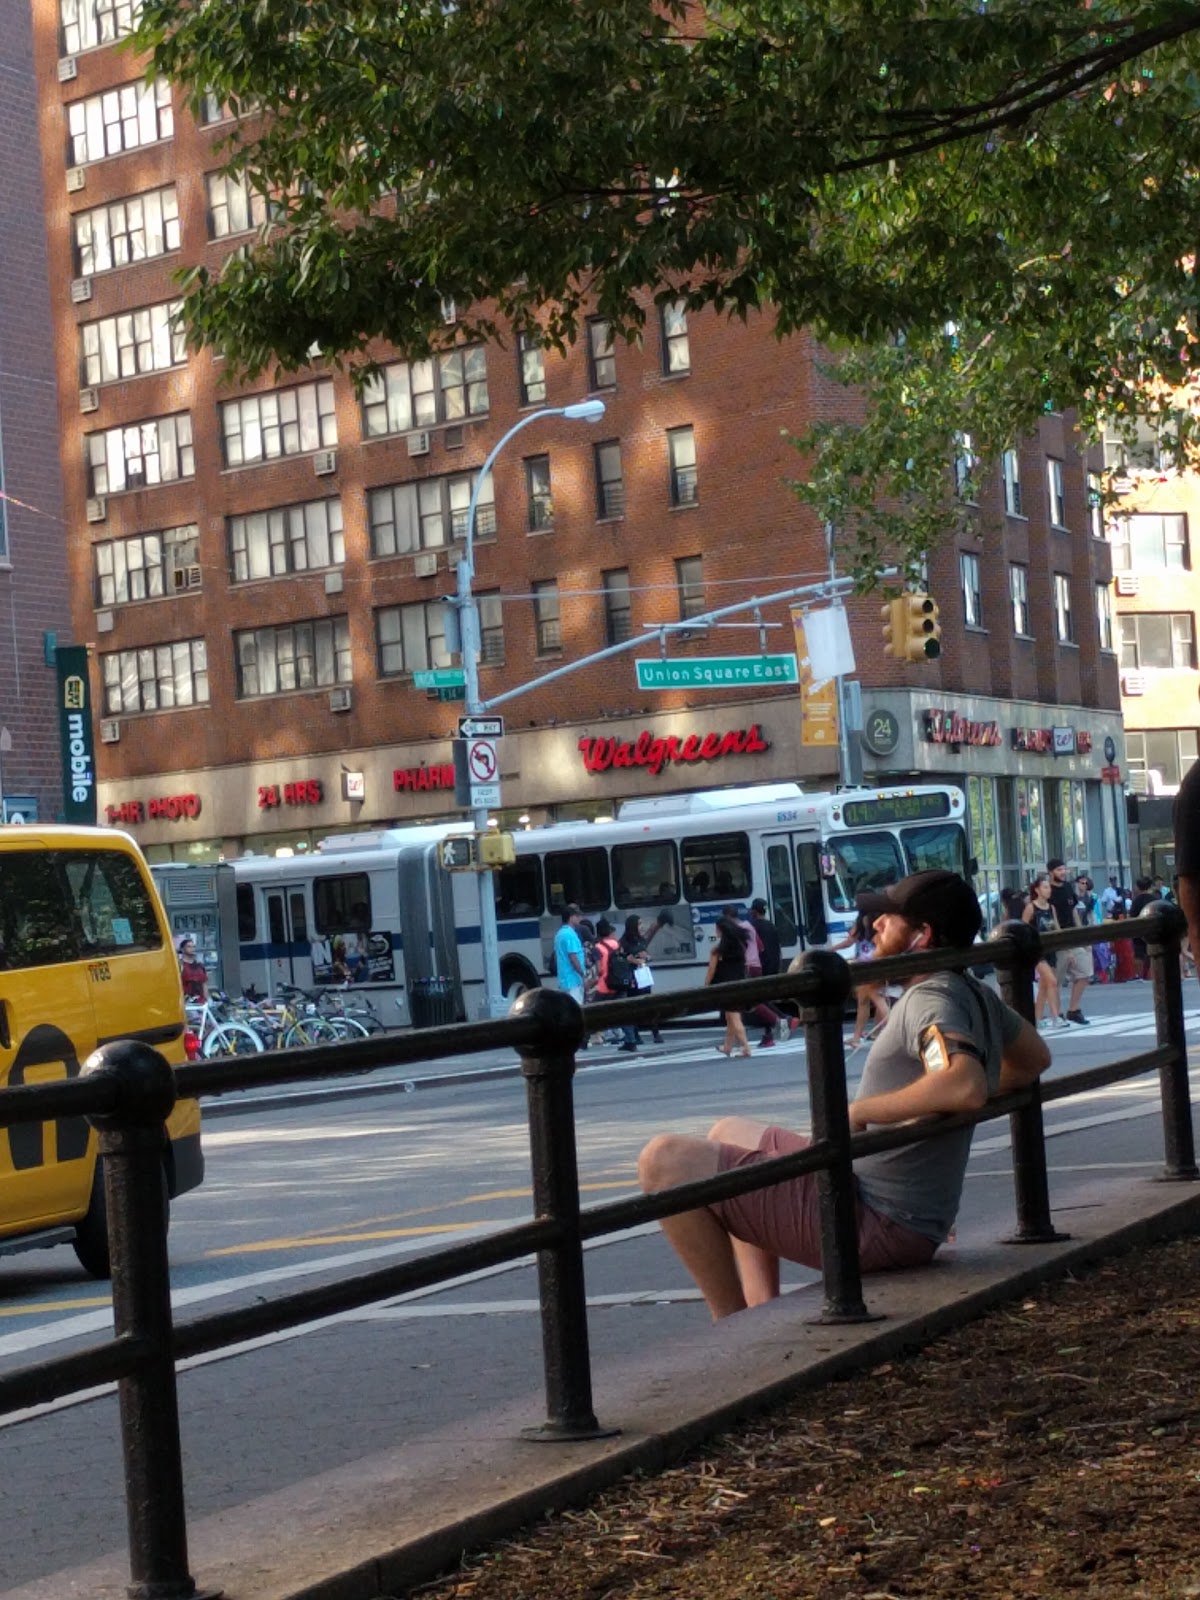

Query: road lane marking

[0,1295,111,1318]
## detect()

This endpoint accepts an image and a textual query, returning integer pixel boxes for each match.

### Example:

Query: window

[517,333,546,406]
[588,318,616,390]
[603,567,632,645]
[533,580,561,654]
[73,187,179,277]
[94,525,199,606]
[525,455,553,531]
[1046,458,1066,528]
[612,841,678,907]
[235,617,351,697]
[63,850,162,956]
[67,80,173,166]
[1009,563,1029,636]
[375,598,496,677]
[229,498,344,581]
[0,852,77,967]
[1110,513,1189,572]
[952,432,977,500]
[205,170,275,238]
[681,833,751,901]
[544,848,610,913]
[494,858,544,919]
[1002,449,1023,516]
[1118,612,1196,670]
[60,0,140,55]
[594,441,625,518]
[80,300,185,386]
[367,471,494,557]
[314,874,371,935]
[668,425,698,506]
[86,413,194,495]
[1127,729,1199,794]
[220,381,336,466]
[102,638,208,713]
[676,554,705,619]
[661,299,690,374]
[361,349,488,436]
[236,883,256,941]
[1054,573,1073,642]
[1096,583,1114,651]
[960,551,983,627]
[478,591,505,666]
[1087,470,1105,539]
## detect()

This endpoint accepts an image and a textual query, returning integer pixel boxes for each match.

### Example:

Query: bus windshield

[825,832,904,911]
[901,822,970,877]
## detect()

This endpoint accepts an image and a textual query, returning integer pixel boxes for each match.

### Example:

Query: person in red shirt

[177,938,208,1002]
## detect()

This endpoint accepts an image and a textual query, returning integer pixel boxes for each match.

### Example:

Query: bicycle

[185,993,265,1059]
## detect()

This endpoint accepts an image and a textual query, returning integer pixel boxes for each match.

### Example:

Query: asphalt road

[0,981,1196,1591]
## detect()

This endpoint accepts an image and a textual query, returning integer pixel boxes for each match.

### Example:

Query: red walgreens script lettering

[393,764,455,792]
[577,724,771,777]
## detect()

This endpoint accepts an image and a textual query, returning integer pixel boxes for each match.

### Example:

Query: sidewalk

[11,1173,1199,1600]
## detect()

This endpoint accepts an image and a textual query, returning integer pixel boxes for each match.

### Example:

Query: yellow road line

[0,1295,110,1318]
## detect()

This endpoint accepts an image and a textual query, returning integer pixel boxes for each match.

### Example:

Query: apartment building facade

[32,1,1128,910]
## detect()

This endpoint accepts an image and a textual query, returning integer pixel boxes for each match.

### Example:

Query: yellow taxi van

[0,825,203,1276]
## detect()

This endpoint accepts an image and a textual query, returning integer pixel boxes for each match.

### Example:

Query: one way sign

[458,715,504,738]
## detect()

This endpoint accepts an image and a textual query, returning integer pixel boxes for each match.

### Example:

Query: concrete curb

[14,1178,1199,1600]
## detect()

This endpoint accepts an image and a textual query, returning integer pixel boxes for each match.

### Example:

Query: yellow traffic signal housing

[904,594,941,661]
[477,831,516,867]
[881,596,908,659]
[437,835,476,871]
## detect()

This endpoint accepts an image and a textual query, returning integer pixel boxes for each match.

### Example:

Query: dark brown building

[31,1,1128,904]
[0,0,71,823]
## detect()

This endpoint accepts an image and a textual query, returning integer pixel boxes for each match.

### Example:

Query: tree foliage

[133,0,1200,572]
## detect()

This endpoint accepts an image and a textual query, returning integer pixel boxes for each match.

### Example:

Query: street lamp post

[457,399,606,1018]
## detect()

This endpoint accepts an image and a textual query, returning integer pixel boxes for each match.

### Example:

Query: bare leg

[1069,975,1088,1014]
[727,1010,750,1053]
[849,990,869,1048]
[707,1116,779,1305]
[638,1134,747,1319]
[870,987,891,1029]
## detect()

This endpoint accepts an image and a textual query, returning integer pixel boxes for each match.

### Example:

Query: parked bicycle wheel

[323,1015,372,1040]
[282,1017,341,1048]
[202,1022,265,1058]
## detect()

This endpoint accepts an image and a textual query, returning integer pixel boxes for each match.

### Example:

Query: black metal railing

[0,905,1195,1597]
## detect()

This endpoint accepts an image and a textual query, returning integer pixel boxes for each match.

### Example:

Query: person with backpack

[619,914,664,1046]
[725,903,785,1047]
[594,918,638,1051]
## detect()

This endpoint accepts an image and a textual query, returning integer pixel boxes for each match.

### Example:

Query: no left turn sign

[467,738,498,783]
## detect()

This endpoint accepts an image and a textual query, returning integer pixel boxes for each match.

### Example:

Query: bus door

[262,885,311,994]
[761,833,803,964]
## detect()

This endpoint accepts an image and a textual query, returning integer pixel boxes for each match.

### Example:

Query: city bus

[225,782,969,1023]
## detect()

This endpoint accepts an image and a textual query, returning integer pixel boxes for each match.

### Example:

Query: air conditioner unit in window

[440,296,457,325]
[407,431,430,457]
[1115,574,1140,596]
[1121,671,1146,696]
[57,55,78,82]
[172,565,202,592]
[70,278,93,304]
[79,386,99,413]
[443,425,465,450]
[100,719,121,744]
[312,449,337,476]
[413,551,438,578]
[85,497,106,523]
[65,167,86,193]
[328,687,352,713]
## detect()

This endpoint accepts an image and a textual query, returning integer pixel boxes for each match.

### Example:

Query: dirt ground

[411,1235,1200,1600]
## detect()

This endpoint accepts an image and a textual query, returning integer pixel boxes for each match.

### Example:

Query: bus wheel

[501,961,540,1003]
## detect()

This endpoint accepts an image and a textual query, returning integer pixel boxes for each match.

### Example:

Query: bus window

[544,849,610,913]
[765,844,798,944]
[681,833,751,901]
[495,857,544,919]
[901,823,969,877]
[826,833,905,911]
[796,842,827,945]
[289,891,309,943]
[314,874,372,932]
[612,841,678,908]
[236,884,256,942]
[267,894,287,947]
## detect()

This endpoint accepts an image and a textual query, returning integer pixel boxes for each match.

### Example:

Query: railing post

[795,949,876,1324]
[1144,901,1199,1180]
[82,1041,219,1600]
[512,989,617,1441]
[994,919,1068,1244]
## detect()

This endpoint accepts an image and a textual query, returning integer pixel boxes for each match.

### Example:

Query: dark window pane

[0,852,77,968]
[680,834,751,901]
[494,859,543,919]
[313,873,372,934]
[612,841,679,907]
[63,850,162,955]
[544,849,610,913]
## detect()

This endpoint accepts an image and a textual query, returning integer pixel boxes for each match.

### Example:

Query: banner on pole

[790,609,839,749]
[56,644,98,825]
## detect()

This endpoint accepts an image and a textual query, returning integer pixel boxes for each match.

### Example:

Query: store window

[1057,779,1088,864]
[1015,777,1046,873]
[967,775,1004,929]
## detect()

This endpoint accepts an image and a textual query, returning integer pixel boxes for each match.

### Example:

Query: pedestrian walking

[1023,874,1063,1029]
[707,915,751,1058]
[832,903,891,1048]
[1046,860,1093,1026]
[594,918,638,1050]
[619,913,664,1045]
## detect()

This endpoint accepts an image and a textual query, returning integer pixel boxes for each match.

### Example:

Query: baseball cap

[855,870,982,949]
[750,898,768,913]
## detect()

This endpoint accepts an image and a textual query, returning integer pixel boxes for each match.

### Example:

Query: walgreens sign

[577,724,771,778]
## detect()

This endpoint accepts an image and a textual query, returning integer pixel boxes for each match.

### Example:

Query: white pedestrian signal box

[437,836,476,871]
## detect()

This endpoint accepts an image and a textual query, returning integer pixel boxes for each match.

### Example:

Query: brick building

[31,2,1129,908]
[0,0,72,823]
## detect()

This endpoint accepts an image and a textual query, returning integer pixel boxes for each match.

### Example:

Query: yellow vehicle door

[0,844,97,1233]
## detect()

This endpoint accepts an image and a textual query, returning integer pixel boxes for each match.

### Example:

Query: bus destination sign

[840,792,952,829]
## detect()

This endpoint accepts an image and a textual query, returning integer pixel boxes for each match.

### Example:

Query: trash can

[409,975,458,1028]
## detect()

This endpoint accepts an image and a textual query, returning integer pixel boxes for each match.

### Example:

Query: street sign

[470,783,501,808]
[459,715,504,738]
[635,655,799,691]
[1104,735,1117,764]
[414,667,466,689]
[436,685,467,702]
[467,738,498,784]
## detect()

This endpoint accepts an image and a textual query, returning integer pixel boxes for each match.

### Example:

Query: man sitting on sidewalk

[638,870,1050,1320]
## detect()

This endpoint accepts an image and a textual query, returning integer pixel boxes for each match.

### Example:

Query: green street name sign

[635,655,799,690]
[413,667,466,689]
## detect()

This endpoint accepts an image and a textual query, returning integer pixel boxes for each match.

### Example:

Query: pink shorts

[712,1125,938,1273]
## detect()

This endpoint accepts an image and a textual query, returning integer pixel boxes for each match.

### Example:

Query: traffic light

[881,594,941,662]
[477,831,516,867]
[437,835,476,871]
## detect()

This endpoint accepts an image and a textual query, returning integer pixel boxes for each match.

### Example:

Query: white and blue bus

[223,782,969,1024]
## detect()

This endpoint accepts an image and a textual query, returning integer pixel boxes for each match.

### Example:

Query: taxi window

[0,851,78,968]
[62,850,163,955]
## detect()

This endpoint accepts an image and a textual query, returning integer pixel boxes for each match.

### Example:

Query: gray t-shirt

[852,972,1022,1243]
